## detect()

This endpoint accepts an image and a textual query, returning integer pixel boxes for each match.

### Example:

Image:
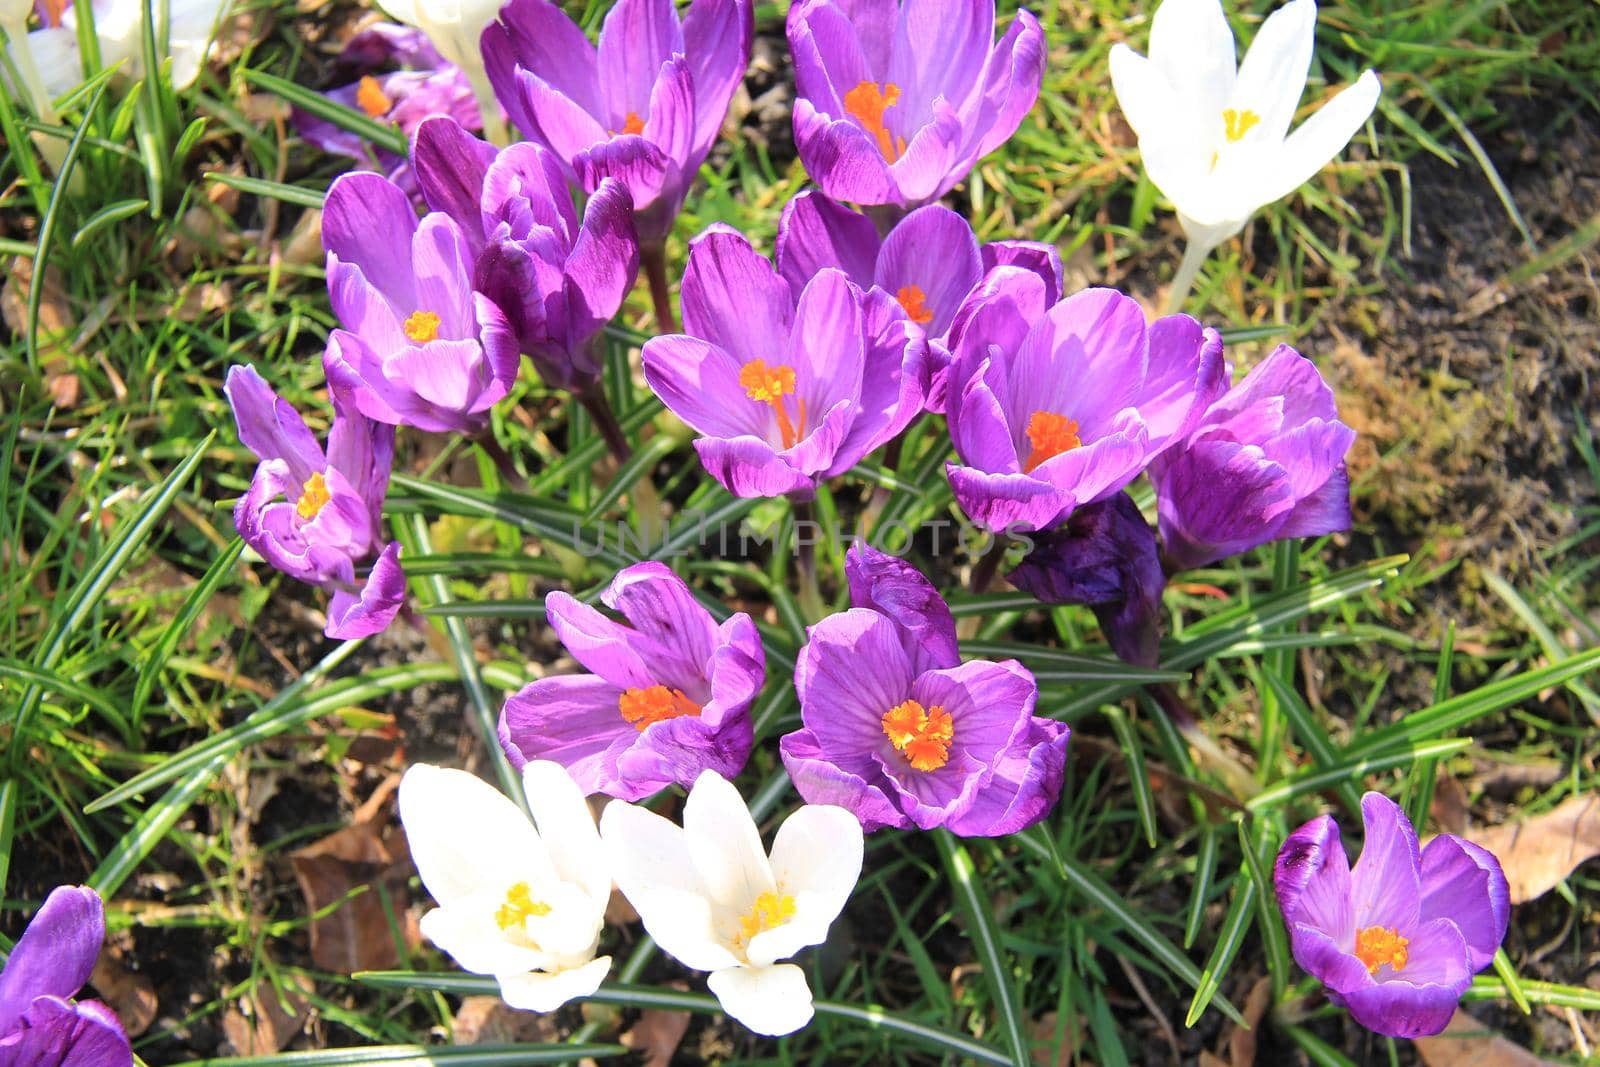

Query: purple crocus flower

[292,24,480,195]
[788,0,1045,209]
[482,0,753,244]
[1007,492,1165,668]
[944,276,1227,534]
[408,116,640,393]
[320,170,519,434]
[1147,344,1356,572]
[641,227,928,499]
[499,562,765,801]
[776,190,1061,412]
[779,543,1068,835]
[0,885,132,1067]
[225,365,405,640]
[1275,793,1510,1038]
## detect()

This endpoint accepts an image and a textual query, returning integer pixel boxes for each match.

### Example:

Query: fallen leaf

[1223,976,1273,1067]
[1431,772,1469,835]
[221,972,313,1055]
[451,996,561,1045]
[1029,1010,1083,1067]
[621,1005,691,1067]
[1464,794,1600,903]
[1414,1008,1560,1066]
[89,953,157,1037]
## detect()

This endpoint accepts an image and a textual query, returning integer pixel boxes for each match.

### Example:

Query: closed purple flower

[499,562,764,801]
[409,116,640,393]
[0,885,132,1067]
[482,0,753,244]
[1148,344,1356,572]
[1275,793,1509,1038]
[1007,492,1165,668]
[788,0,1045,208]
[944,277,1226,533]
[780,543,1068,835]
[320,170,519,435]
[641,228,927,499]
[776,190,1061,412]
[292,24,480,194]
[225,365,405,640]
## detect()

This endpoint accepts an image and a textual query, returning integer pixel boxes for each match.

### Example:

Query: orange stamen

[737,891,796,943]
[618,685,702,731]
[843,81,907,162]
[613,111,646,136]
[896,284,934,325]
[296,471,331,521]
[356,75,392,119]
[1354,926,1409,974]
[403,310,441,343]
[1023,411,1081,473]
[738,359,807,450]
[881,700,955,772]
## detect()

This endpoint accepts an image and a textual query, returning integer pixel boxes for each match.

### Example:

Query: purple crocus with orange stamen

[0,886,132,1066]
[1275,793,1509,1038]
[776,190,1061,412]
[779,543,1068,835]
[292,24,480,195]
[641,228,928,499]
[225,365,405,640]
[1147,344,1356,572]
[408,116,640,393]
[788,0,1045,209]
[498,562,765,801]
[319,170,519,435]
[482,0,753,245]
[944,276,1227,533]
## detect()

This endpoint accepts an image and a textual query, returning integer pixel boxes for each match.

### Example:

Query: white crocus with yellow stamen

[1109,0,1380,309]
[398,762,612,1012]
[599,770,863,1037]
[377,0,506,143]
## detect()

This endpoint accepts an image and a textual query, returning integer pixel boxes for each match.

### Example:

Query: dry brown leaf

[1463,794,1600,903]
[221,973,313,1055]
[451,996,561,1045]
[89,953,157,1037]
[1431,773,1470,835]
[1414,1008,1560,1066]
[1029,1010,1083,1067]
[621,1005,692,1067]
[1222,976,1273,1067]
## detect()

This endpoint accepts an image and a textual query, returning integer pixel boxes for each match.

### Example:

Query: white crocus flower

[399,761,613,1011]
[6,0,229,105]
[600,770,864,1037]
[1109,0,1380,309]
[377,0,506,144]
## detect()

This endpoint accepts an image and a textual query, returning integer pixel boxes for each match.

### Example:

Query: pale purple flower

[320,170,519,434]
[776,190,1061,411]
[944,277,1226,533]
[499,562,765,801]
[788,0,1045,208]
[226,365,405,640]
[408,116,640,393]
[482,0,753,243]
[0,885,132,1067]
[641,227,928,499]
[1275,793,1509,1038]
[779,543,1068,835]
[1148,344,1355,571]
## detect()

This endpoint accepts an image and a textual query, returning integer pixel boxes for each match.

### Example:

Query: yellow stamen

[618,685,702,731]
[1023,411,1081,473]
[881,699,955,772]
[1354,926,1410,974]
[738,359,807,450]
[494,882,551,931]
[356,75,392,119]
[613,111,646,136]
[296,471,332,521]
[738,891,797,942]
[896,284,934,325]
[1221,107,1261,143]
[403,310,441,344]
[844,81,907,162]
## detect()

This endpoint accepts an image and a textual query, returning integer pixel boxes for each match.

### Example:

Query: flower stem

[462,63,509,147]
[969,535,1010,597]
[473,429,527,492]
[641,242,677,333]
[792,497,826,623]
[1164,235,1216,315]
[577,381,633,465]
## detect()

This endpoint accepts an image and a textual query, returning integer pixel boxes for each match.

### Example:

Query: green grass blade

[1464,975,1600,1012]
[934,832,1030,1067]
[1184,825,1218,950]
[1185,874,1253,1027]
[243,69,408,156]
[1105,707,1156,848]
[88,749,229,897]
[0,778,16,899]
[582,434,675,523]
[1246,737,1472,811]
[131,536,246,720]
[1262,672,1361,814]
[71,197,149,247]
[205,172,327,209]
[1282,1025,1358,1067]
[1491,947,1531,1015]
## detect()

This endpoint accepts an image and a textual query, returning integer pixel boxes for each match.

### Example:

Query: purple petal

[943,266,1052,437]
[884,102,964,205]
[793,101,900,206]
[845,541,959,672]
[324,542,406,640]
[323,172,420,305]
[411,116,498,256]
[235,461,325,586]
[322,332,405,428]
[597,0,684,128]
[484,0,601,136]
[615,709,755,801]
[679,229,795,359]
[1209,345,1341,431]
[887,0,995,123]
[0,995,131,1067]
[1150,438,1295,572]
[1341,924,1468,1038]
[563,177,640,350]
[968,8,1045,160]
[641,335,770,441]
[832,287,927,465]
[796,608,917,755]
[875,205,982,337]
[1350,792,1422,933]
[1007,288,1147,446]
[944,716,1069,837]
[787,267,865,434]
[1289,923,1373,998]
[544,591,658,691]
[1276,462,1353,541]
[947,462,1075,534]
[641,54,696,170]
[681,0,754,156]
[912,658,1036,770]
[775,190,880,296]
[691,436,821,498]
[1419,835,1509,973]
[602,561,725,683]
[980,240,1061,305]
[223,365,324,485]
[481,140,576,243]
[1274,813,1354,939]
[1140,316,1226,452]
[0,887,103,1033]
[572,136,674,238]
[512,66,609,163]
[325,394,395,536]
[789,1,876,119]
[779,729,910,832]
[499,674,638,797]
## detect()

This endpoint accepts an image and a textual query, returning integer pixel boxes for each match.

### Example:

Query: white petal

[419,905,549,977]
[706,964,815,1036]
[376,0,420,26]
[599,799,742,973]
[1230,0,1317,143]
[523,761,610,908]
[759,804,862,961]
[497,956,613,1013]
[1109,45,1178,146]
[683,771,776,918]
[18,28,81,99]
[1147,0,1235,117]
[520,880,605,959]
[1254,70,1380,207]
[399,764,555,907]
